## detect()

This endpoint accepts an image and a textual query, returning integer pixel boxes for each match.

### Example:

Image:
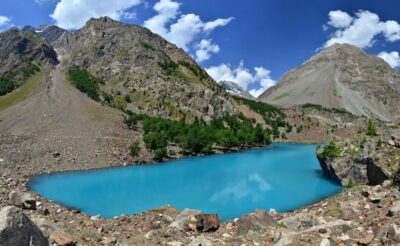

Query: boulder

[236,209,275,234]
[317,154,388,186]
[50,231,75,246]
[8,191,37,210]
[185,214,220,232]
[169,208,202,230]
[188,235,213,246]
[0,206,48,246]
[31,217,61,238]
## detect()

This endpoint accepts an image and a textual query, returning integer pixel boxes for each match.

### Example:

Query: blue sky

[1,0,400,96]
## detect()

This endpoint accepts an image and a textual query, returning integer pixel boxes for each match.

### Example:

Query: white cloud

[195,39,219,62]
[50,0,142,29]
[144,0,233,61]
[0,16,11,31]
[206,61,276,98]
[324,10,400,48]
[0,16,10,26]
[378,51,400,68]
[327,10,353,28]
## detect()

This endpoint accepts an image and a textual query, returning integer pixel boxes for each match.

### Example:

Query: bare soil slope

[0,65,149,174]
[259,44,400,122]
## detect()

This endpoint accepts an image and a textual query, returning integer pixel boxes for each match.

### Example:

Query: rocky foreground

[2,171,400,246]
[1,133,400,245]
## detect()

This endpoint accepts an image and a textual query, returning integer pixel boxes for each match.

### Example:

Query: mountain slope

[53,17,237,121]
[258,43,400,121]
[218,80,255,100]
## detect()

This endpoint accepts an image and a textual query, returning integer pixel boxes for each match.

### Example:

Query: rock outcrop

[317,148,389,186]
[0,28,58,77]
[0,206,48,246]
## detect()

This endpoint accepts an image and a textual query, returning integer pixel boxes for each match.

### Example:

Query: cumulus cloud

[324,10,400,48]
[195,39,220,62]
[328,10,353,28]
[50,0,142,29]
[378,51,400,68]
[144,0,233,61]
[206,61,276,98]
[0,16,11,31]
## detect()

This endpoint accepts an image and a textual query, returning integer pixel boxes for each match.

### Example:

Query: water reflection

[210,174,271,203]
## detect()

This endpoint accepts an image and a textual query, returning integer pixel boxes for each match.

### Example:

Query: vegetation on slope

[301,103,353,116]
[0,63,41,96]
[67,68,104,101]
[0,67,45,112]
[233,96,289,138]
[125,111,272,161]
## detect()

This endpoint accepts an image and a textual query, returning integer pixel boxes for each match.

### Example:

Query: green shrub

[0,77,15,96]
[154,148,167,161]
[319,141,340,158]
[366,119,377,136]
[347,178,353,188]
[68,69,102,101]
[129,141,141,156]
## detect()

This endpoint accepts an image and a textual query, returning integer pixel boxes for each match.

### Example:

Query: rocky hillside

[22,25,67,46]
[258,44,400,122]
[53,17,236,121]
[218,80,255,100]
[0,28,58,95]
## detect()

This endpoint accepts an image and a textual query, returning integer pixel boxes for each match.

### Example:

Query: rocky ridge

[258,43,400,122]
[53,17,237,121]
[218,80,255,100]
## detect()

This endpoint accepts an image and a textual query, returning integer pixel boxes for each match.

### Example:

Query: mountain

[0,28,58,95]
[258,43,400,122]
[52,17,237,121]
[218,80,255,100]
[22,25,67,45]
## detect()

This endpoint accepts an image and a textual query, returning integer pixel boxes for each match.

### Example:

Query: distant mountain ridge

[218,80,255,100]
[258,43,400,122]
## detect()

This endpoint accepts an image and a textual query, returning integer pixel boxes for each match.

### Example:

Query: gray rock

[169,208,202,230]
[236,209,275,234]
[188,235,213,246]
[0,206,48,246]
[8,191,37,210]
[317,152,388,186]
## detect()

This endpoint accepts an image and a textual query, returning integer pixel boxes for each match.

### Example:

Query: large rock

[188,235,213,246]
[185,214,220,232]
[317,152,388,186]
[236,209,275,234]
[8,191,37,210]
[50,232,75,246]
[0,206,48,246]
[169,209,202,230]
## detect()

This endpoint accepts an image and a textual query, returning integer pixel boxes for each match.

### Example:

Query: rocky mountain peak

[259,42,400,121]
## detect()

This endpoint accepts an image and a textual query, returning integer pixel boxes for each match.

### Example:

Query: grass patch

[0,69,45,112]
[141,42,156,51]
[302,103,353,116]
[273,92,290,101]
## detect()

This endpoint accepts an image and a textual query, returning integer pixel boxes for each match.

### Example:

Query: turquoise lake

[29,143,341,221]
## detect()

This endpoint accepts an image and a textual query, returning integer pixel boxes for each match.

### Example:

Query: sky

[1,0,400,97]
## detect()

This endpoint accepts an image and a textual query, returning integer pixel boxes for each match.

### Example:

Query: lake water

[29,143,341,221]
